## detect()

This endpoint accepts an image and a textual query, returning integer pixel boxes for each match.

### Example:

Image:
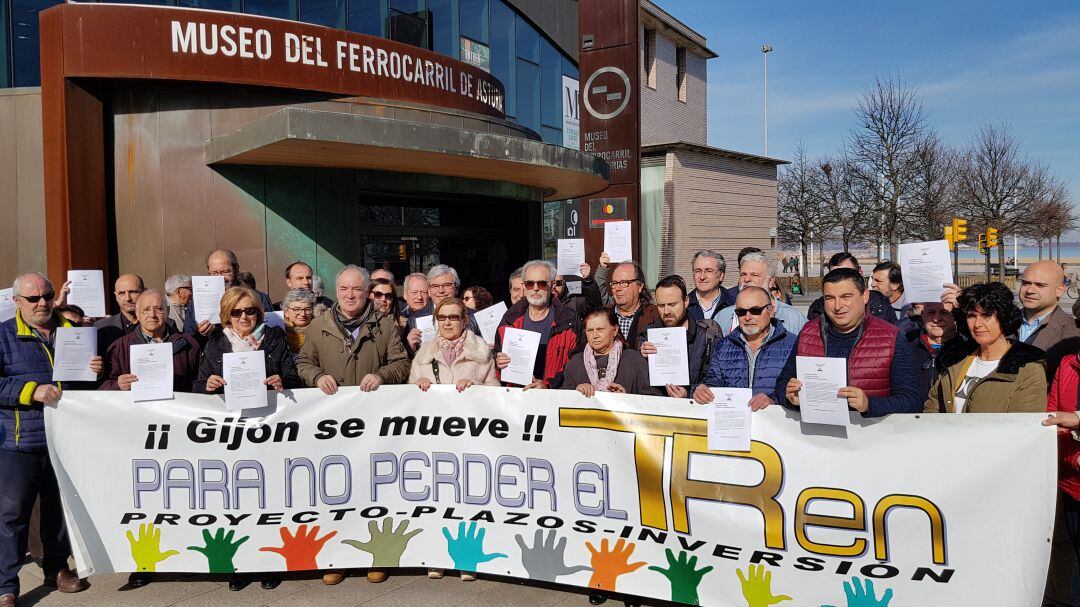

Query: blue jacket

[687,289,737,323]
[702,320,797,399]
[0,312,77,452]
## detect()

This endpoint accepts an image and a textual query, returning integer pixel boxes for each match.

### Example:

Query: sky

[661,0,1080,239]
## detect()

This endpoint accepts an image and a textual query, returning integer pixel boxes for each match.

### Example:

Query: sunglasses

[18,293,55,304]
[229,307,260,319]
[436,314,463,322]
[734,304,771,317]
[524,280,549,290]
[552,280,565,287]
[370,291,393,300]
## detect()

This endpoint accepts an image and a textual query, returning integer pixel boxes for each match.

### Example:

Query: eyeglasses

[436,314,463,322]
[609,279,640,289]
[286,306,314,315]
[18,293,54,304]
[524,280,550,290]
[429,282,456,291]
[208,269,234,277]
[138,307,165,315]
[229,307,260,319]
[734,304,771,317]
[552,280,565,287]
[693,268,720,276]
[370,292,393,301]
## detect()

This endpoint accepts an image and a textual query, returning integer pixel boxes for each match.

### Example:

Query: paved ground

[15,564,602,607]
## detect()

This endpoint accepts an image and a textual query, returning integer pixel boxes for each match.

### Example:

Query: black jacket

[906,329,964,403]
[644,317,723,390]
[561,348,661,396]
[194,326,302,393]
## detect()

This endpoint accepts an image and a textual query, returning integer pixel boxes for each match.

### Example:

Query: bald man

[1018,260,1080,380]
[93,274,145,355]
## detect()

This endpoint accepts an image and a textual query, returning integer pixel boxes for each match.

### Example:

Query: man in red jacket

[495,260,583,389]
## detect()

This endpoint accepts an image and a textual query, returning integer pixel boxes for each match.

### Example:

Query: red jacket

[495,299,582,388]
[796,315,898,397]
[1048,353,1080,500]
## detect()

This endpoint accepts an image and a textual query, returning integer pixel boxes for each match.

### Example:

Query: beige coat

[296,310,410,386]
[408,331,499,386]
[925,339,1048,413]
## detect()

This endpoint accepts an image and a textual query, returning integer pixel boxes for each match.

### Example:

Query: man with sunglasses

[0,273,99,606]
[404,265,479,353]
[495,260,583,389]
[693,286,797,410]
[639,275,723,398]
[775,268,921,417]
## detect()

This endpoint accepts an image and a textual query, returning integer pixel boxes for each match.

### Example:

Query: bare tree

[848,75,927,259]
[955,123,1049,279]
[777,145,830,279]
[818,156,875,252]
[907,134,959,242]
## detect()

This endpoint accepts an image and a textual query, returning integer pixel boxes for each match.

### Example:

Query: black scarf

[333,302,376,344]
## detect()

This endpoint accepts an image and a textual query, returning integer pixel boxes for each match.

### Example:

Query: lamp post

[761,44,773,156]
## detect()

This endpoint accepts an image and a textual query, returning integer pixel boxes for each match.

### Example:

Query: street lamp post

[761,44,773,156]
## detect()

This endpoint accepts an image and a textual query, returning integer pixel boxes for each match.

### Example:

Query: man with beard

[495,260,582,389]
[693,286,797,410]
[638,275,723,398]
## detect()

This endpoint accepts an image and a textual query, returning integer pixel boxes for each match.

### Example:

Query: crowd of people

[3,245,1080,606]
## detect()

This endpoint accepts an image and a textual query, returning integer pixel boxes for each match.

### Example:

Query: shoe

[260,576,280,590]
[44,568,88,593]
[459,572,476,581]
[121,573,149,590]
[427,568,444,579]
[366,571,387,583]
[0,593,15,607]
[322,572,345,585]
[228,575,249,591]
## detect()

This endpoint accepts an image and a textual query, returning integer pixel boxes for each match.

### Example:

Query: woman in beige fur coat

[408,296,499,392]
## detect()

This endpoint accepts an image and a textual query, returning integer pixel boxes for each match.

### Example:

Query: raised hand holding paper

[67,270,106,318]
[898,240,953,303]
[192,276,226,324]
[557,239,585,276]
[796,356,850,426]
[0,288,15,323]
[603,221,633,263]
[52,327,98,382]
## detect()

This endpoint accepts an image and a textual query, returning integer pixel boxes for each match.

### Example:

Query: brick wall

[640,27,707,146]
[659,150,778,284]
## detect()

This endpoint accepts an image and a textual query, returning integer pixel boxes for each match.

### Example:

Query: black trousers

[0,449,71,597]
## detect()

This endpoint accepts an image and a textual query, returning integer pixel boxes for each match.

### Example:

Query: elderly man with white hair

[494,260,583,389]
[715,252,806,336]
[164,274,191,331]
[404,264,479,353]
[0,273,99,605]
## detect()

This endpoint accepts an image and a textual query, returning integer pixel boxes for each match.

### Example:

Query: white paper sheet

[500,328,541,386]
[52,327,98,382]
[898,240,953,303]
[67,270,106,318]
[647,327,689,386]
[566,281,582,296]
[557,239,585,276]
[0,288,15,323]
[796,356,850,426]
[603,221,633,262]
[415,315,436,345]
[192,276,226,325]
[223,351,267,411]
[473,301,507,345]
[707,387,753,451]
[129,343,174,402]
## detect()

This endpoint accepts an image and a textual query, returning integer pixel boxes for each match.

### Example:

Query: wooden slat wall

[662,149,778,285]
[0,90,47,285]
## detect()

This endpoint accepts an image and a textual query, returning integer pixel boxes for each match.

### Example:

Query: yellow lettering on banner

[795,487,868,558]
[872,494,948,565]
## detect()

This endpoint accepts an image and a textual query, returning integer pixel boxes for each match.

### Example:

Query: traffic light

[986,227,999,249]
[978,234,987,254]
[952,217,968,242]
[944,225,954,251]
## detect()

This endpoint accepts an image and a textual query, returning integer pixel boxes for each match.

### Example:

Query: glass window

[515,15,538,62]
[12,0,62,88]
[541,126,562,145]
[245,0,297,19]
[389,0,422,13]
[0,0,9,88]
[459,0,488,45]
[428,0,456,57]
[515,58,539,133]
[302,0,347,28]
[389,8,429,48]
[177,0,242,9]
[540,38,561,128]
[562,56,578,80]
[347,0,383,36]
[490,1,515,117]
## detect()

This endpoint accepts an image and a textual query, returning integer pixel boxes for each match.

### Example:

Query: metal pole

[1013,234,1018,269]
[761,44,772,156]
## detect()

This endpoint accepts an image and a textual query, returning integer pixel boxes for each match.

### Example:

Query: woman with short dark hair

[462,286,493,311]
[925,282,1046,413]
[561,308,660,397]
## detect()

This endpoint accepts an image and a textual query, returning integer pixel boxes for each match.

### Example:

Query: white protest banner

[48,388,1054,606]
